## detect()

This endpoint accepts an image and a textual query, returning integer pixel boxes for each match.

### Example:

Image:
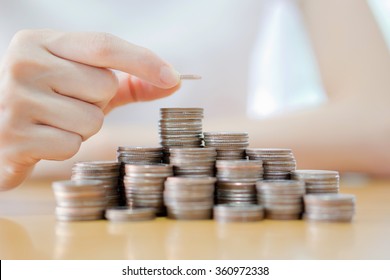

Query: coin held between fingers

[179,74,202,80]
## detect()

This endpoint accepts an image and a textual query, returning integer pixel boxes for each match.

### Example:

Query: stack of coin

[246,148,296,180]
[303,193,355,222]
[164,177,216,220]
[215,182,258,205]
[215,160,263,204]
[213,204,264,222]
[117,146,163,164]
[159,108,204,151]
[169,147,217,177]
[52,180,108,221]
[256,180,305,220]
[291,170,339,194]
[203,132,249,160]
[71,161,121,207]
[105,207,156,222]
[123,164,173,215]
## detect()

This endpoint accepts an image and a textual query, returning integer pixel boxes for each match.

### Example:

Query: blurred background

[1,0,388,124]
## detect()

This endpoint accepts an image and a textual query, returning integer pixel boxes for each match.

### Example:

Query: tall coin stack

[303,193,355,222]
[169,147,217,177]
[52,180,108,221]
[256,180,306,220]
[123,164,173,215]
[159,108,204,162]
[246,148,296,179]
[203,132,249,160]
[71,161,121,207]
[291,170,339,194]
[164,177,216,220]
[215,160,263,205]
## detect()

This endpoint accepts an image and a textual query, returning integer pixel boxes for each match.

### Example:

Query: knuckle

[90,32,115,59]
[82,106,104,140]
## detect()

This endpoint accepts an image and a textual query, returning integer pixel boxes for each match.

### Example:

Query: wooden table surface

[1,177,389,260]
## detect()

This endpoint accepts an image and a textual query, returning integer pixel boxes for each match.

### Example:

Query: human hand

[0,29,181,190]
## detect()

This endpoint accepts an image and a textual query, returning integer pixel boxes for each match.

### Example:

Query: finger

[31,91,104,141]
[103,74,182,114]
[45,56,119,108]
[43,30,180,89]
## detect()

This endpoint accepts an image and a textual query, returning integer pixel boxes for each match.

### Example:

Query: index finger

[43,30,180,89]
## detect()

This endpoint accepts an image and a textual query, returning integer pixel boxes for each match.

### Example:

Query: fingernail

[160,65,180,88]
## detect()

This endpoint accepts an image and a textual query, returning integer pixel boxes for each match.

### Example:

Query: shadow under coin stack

[169,147,217,177]
[159,108,204,162]
[71,161,121,207]
[164,177,216,220]
[291,170,339,194]
[303,193,355,222]
[203,132,249,160]
[256,180,306,220]
[105,207,156,222]
[246,148,296,180]
[215,160,263,205]
[52,180,108,221]
[213,204,265,223]
[123,164,173,216]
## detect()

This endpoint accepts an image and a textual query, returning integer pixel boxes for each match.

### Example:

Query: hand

[0,29,181,190]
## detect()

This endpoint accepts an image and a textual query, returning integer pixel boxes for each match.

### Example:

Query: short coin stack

[105,207,156,222]
[123,164,173,215]
[246,148,296,180]
[71,161,121,207]
[203,132,248,160]
[213,204,264,222]
[52,180,107,221]
[116,146,163,164]
[164,177,216,220]
[215,160,263,205]
[303,193,355,222]
[256,180,305,220]
[291,170,339,194]
[169,147,217,177]
[159,108,204,163]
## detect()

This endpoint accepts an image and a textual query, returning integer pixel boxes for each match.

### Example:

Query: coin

[246,148,296,179]
[179,74,202,80]
[291,170,340,194]
[303,193,355,222]
[204,132,249,160]
[71,161,121,207]
[105,207,156,222]
[52,180,108,221]
[124,163,173,216]
[164,176,216,220]
[213,204,264,222]
[256,180,305,220]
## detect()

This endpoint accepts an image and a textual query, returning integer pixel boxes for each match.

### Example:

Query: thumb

[103,74,182,114]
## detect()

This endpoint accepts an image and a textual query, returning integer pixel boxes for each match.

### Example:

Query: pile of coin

[105,207,156,222]
[213,204,264,222]
[291,170,339,194]
[303,193,355,222]
[203,132,248,160]
[123,164,173,216]
[164,177,216,220]
[71,161,121,207]
[159,108,203,149]
[246,148,296,180]
[117,146,163,164]
[215,160,263,204]
[256,180,305,220]
[52,180,108,221]
[169,147,217,177]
